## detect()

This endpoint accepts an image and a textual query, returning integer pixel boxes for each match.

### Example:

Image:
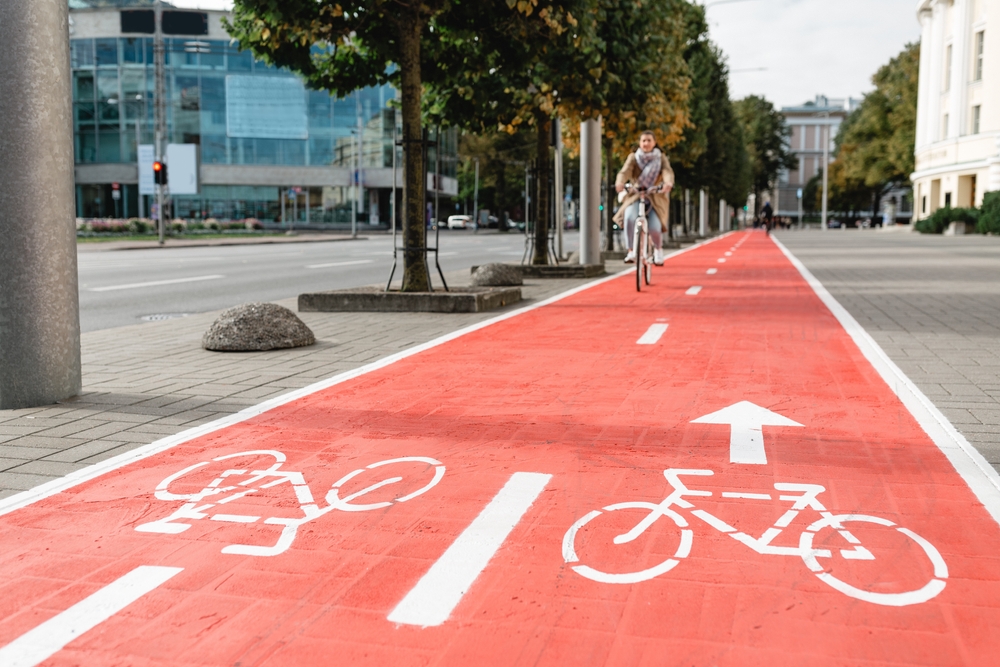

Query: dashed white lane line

[707,268,718,275]
[89,275,224,292]
[637,323,669,345]
[388,472,551,627]
[686,286,703,295]
[725,252,733,256]
[0,565,183,667]
[306,259,374,269]
[717,258,726,263]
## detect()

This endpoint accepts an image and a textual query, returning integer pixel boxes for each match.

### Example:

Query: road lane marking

[707,268,718,274]
[725,252,733,256]
[637,323,669,345]
[0,233,733,519]
[306,259,374,269]
[717,258,726,263]
[686,286,703,295]
[89,275,223,292]
[0,566,182,667]
[387,472,552,627]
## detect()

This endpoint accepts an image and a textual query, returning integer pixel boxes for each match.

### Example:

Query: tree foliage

[733,95,797,207]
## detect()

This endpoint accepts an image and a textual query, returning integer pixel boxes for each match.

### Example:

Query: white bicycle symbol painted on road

[563,469,948,606]
[136,450,444,556]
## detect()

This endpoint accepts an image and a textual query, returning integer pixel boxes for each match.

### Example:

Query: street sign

[1,232,999,665]
[165,144,198,195]
[137,144,155,195]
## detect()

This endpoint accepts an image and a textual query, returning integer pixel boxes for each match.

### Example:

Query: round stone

[470,263,523,287]
[203,303,315,352]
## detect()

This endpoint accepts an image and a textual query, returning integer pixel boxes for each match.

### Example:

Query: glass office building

[69,4,458,226]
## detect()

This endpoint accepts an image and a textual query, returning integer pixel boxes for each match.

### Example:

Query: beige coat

[613,152,674,228]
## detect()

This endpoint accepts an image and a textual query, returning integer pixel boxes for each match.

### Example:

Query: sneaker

[624,250,636,264]
[653,248,664,265]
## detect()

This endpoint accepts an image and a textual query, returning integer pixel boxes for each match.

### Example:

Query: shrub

[977,192,1000,234]
[244,217,264,230]
[170,218,187,233]
[914,206,979,234]
[128,218,153,234]
[206,219,222,231]
[186,220,205,231]
[223,220,246,230]
[89,218,131,233]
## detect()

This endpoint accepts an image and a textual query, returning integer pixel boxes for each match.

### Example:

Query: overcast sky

[176,0,922,110]
[709,0,922,108]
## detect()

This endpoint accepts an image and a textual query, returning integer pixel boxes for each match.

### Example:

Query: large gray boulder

[203,303,315,352]
[470,263,523,286]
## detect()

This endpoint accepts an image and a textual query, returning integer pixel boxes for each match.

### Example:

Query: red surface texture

[1,231,998,666]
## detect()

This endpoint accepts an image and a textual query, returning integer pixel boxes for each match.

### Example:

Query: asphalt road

[77,230,577,333]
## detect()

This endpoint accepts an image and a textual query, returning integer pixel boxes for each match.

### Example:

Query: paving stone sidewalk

[0,267,621,499]
[777,228,1000,473]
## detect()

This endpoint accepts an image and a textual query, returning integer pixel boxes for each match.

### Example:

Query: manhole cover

[140,313,190,322]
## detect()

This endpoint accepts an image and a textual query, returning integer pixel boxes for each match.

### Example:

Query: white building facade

[913,0,1000,218]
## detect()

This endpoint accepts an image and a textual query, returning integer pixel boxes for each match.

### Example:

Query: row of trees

[226,0,789,288]
[807,43,920,219]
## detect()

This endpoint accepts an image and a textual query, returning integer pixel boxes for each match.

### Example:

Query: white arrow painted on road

[691,401,803,465]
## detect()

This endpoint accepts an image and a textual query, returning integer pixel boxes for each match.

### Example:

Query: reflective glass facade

[70,31,458,224]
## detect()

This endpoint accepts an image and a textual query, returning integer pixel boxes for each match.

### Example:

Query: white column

[915,8,935,148]
[949,0,971,138]
[699,189,707,236]
[928,1,947,141]
[579,117,602,265]
[988,137,1000,193]
[719,199,727,232]
[553,118,563,258]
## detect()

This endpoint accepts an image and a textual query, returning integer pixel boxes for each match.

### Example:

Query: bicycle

[621,183,666,292]
[136,450,445,557]
[562,468,948,606]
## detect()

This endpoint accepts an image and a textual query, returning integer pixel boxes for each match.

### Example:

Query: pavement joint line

[0,233,732,518]
[773,236,1000,527]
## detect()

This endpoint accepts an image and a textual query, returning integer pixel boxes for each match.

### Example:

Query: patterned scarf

[635,147,662,189]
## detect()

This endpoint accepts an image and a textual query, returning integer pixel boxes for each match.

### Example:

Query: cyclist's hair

[639,130,656,140]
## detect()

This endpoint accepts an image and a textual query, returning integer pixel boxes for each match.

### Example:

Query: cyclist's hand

[615,183,624,193]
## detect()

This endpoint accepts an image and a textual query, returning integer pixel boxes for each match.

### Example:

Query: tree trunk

[496,160,507,231]
[398,15,429,291]
[604,136,615,252]
[531,114,551,265]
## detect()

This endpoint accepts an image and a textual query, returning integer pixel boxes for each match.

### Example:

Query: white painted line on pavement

[306,259,373,269]
[725,252,733,256]
[637,323,669,345]
[707,268,718,275]
[0,566,182,667]
[717,258,726,263]
[388,472,551,627]
[89,275,223,292]
[0,233,734,518]
[773,236,1000,527]
[686,286,703,296]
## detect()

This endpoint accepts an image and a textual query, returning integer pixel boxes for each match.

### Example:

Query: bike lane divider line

[387,472,552,627]
[685,286,702,295]
[0,566,182,667]
[717,258,726,263]
[636,323,669,345]
[706,268,717,274]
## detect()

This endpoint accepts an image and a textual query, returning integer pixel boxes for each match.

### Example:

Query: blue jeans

[624,201,663,251]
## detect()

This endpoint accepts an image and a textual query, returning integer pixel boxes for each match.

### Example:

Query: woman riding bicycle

[615,130,674,265]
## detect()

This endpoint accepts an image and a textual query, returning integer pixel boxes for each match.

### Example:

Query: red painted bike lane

[1,231,999,666]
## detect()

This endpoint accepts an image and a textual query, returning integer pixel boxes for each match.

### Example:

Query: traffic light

[153,160,167,186]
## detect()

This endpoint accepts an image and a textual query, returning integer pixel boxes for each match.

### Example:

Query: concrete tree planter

[298,286,521,313]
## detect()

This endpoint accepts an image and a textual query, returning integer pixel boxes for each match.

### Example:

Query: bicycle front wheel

[636,227,646,292]
[563,501,692,584]
[798,514,947,606]
[644,235,652,285]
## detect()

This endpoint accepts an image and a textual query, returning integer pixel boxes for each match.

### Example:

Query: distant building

[68,2,457,225]
[776,96,856,220]
[913,0,999,218]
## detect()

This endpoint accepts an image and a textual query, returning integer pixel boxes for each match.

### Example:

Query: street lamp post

[821,112,830,230]
[472,157,479,234]
[154,0,166,245]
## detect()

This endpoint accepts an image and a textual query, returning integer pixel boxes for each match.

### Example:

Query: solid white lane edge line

[306,260,374,269]
[707,268,718,274]
[637,324,669,345]
[686,286,703,296]
[88,275,224,292]
[0,233,735,518]
[387,472,551,627]
[0,566,182,667]
[772,236,1000,527]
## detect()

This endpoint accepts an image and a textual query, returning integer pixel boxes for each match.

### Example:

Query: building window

[922,195,927,214]
[942,113,950,139]
[975,31,985,81]
[973,105,982,134]
[945,192,952,207]
[945,44,952,91]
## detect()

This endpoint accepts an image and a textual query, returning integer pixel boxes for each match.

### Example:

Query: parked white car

[447,215,472,229]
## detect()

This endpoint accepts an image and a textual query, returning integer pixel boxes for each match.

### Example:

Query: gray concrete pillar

[0,0,82,409]
[579,117,602,265]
